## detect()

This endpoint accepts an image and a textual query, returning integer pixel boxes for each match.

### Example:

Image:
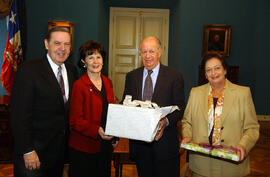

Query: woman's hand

[98,127,113,140]
[237,144,246,161]
[181,137,191,144]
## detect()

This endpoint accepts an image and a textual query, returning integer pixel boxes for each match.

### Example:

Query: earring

[83,65,86,68]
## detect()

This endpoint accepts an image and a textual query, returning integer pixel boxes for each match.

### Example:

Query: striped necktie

[57,66,67,103]
[143,70,153,101]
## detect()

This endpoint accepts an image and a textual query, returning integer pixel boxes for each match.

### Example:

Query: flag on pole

[1,0,22,95]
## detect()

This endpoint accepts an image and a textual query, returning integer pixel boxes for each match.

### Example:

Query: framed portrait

[202,24,231,57]
[0,0,12,18]
[48,21,74,52]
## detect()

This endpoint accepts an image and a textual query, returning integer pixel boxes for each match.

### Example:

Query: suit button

[221,139,224,142]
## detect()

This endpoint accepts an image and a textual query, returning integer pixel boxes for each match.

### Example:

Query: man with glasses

[122,36,185,177]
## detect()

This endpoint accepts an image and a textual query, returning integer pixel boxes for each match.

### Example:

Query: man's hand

[23,151,40,170]
[112,140,119,148]
[237,144,246,161]
[98,127,113,140]
[154,117,167,141]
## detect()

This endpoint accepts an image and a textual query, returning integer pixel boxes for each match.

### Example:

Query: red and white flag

[1,0,22,95]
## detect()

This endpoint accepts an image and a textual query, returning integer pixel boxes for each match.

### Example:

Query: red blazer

[69,73,115,153]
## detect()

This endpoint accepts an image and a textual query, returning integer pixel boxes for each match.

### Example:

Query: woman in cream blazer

[182,54,259,177]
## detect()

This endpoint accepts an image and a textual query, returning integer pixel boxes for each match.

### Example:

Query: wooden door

[109,7,169,102]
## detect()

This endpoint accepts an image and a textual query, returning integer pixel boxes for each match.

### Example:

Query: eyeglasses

[140,50,156,56]
[205,65,222,73]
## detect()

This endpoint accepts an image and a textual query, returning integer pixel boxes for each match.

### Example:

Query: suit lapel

[221,80,235,124]
[201,84,210,123]
[136,68,144,100]
[41,57,65,104]
[152,64,165,101]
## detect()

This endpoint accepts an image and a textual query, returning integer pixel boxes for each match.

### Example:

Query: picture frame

[48,21,74,52]
[202,24,231,57]
[0,0,12,18]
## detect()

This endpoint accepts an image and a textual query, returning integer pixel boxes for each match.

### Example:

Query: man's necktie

[143,70,153,101]
[57,66,67,103]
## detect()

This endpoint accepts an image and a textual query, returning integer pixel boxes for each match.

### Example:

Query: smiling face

[82,51,103,74]
[44,31,71,65]
[205,57,227,86]
[140,37,162,70]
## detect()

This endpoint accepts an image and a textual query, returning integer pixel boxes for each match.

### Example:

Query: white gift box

[105,104,179,142]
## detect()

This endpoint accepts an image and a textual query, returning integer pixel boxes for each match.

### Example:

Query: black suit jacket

[11,56,77,166]
[122,64,185,160]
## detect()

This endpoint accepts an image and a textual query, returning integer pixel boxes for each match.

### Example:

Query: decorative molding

[257,115,270,121]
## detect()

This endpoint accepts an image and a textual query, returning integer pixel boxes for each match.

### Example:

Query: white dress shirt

[47,53,69,100]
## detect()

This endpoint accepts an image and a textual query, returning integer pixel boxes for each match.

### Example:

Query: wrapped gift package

[105,102,179,142]
[181,142,240,161]
[180,142,211,155]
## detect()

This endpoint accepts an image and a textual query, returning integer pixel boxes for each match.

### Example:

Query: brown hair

[202,53,227,71]
[78,40,106,70]
[45,26,71,41]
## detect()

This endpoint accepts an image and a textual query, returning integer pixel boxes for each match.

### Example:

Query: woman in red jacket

[68,40,117,177]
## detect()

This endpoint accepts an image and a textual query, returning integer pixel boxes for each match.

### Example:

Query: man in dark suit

[11,26,77,177]
[122,36,185,177]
